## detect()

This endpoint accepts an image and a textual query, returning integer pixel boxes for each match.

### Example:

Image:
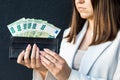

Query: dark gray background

[0,0,72,80]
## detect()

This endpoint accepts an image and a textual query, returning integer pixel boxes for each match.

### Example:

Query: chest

[79,30,93,50]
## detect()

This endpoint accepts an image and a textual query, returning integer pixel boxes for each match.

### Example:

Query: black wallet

[9,37,59,59]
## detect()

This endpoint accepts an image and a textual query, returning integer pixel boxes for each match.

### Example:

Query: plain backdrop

[0,0,72,80]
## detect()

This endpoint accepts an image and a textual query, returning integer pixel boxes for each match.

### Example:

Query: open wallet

[9,37,59,59]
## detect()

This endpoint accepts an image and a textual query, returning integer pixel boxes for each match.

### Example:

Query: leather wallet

[9,37,59,59]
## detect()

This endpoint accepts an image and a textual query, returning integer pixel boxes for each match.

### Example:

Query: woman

[17,0,120,80]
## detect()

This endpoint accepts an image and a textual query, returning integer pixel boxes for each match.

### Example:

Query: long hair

[66,0,120,45]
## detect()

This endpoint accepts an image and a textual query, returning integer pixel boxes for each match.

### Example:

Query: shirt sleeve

[32,70,56,80]
[32,70,43,80]
[68,69,106,80]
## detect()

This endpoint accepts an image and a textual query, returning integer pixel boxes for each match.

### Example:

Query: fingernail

[40,51,44,54]
[44,48,49,51]
[22,50,24,53]
[33,43,37,47]
[27,44,31,48]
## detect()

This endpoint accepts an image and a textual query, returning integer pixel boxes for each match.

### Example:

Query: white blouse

[73,50,86,70]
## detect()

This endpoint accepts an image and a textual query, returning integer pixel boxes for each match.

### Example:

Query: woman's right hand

[17,44,47,72]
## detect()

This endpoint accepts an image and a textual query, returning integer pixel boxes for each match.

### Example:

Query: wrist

[39,69,48,80]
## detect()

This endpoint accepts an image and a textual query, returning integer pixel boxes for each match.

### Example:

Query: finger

[40,51,58,64]
[24,44,31,68]
[44,49,64,63]
[17,50,25,65]
[31,44,37,68]
[40,55,55,71]
[36,47,41,68]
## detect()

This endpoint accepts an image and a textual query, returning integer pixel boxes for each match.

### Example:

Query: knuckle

[61,60,66,65]
[48,62,54,67]
[31,65,36,69]
[24,60,29,64]
[24,56,29,60]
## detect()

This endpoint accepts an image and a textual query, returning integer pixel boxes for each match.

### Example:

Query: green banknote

[7,18,61,38]
[16,31,55,38]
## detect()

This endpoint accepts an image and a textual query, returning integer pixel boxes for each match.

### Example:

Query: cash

[7,18,61,38]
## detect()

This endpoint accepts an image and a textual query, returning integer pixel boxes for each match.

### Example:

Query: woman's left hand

[40,48,71,80]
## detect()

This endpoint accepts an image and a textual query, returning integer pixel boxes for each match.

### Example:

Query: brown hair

[66,0,120,45]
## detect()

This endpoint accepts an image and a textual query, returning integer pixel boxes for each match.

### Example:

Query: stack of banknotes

[7,18,61,38]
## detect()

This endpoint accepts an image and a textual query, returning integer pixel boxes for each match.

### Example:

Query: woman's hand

[40,49,71,80]
[17,44,47,72]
